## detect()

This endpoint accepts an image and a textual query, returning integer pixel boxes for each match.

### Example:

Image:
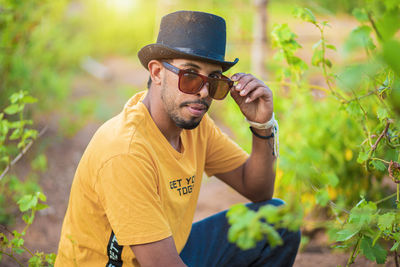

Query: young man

[55,11,300,267]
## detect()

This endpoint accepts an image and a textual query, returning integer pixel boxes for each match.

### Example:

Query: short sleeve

[204,115,249,177]
[95,152,172,246]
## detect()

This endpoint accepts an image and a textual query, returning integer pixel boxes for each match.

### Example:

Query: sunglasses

[162,61,234,100]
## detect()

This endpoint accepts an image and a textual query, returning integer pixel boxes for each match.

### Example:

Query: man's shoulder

[82,92,153,166]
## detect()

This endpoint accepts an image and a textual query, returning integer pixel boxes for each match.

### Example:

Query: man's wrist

[250,127,272,137]
[245,113,276,130]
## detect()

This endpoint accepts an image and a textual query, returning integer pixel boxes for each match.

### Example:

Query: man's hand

[230,73,273,123]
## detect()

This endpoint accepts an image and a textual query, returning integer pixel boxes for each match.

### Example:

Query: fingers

[245,87,272,103]
[231,73,271,102]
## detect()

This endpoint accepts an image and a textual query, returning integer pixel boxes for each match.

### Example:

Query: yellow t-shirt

[55,91,248,267]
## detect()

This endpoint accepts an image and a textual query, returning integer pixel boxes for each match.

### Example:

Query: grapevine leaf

[371,160,386,172]
[335,224,360,242]
[377,107,389,121]
[377,212,395,231]
[360,236,387,264]
[346,102,363,118]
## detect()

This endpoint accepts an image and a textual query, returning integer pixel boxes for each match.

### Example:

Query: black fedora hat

[138,10,239,72]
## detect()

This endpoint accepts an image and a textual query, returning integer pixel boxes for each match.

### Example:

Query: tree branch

[0,125,48,181]
[371,120,391,153]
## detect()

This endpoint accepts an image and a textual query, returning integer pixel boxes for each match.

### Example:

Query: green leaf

[35,203,49,211]
[345,26,375,52]
[382,39,400,77]
[377,213,395,231]
[17,194,38,212]
[37,191,47,202]
[4,104,23,115]
[23,129,38,141]
[9,91,24,104]
[360,236,387,264]
[326,173,339,187]
[28,254,43,267]
[311,49,323,67]
[346,102,364,118]
[377,107,389,121]
[324,59,332,68]
[326,44,336,51]
[335,224,360,242]
[357,151,369,164]
[21,95,37,104]
[293,7,316,23]
[13,248,25,255]
[371,160,387,172]
[22,213,34,225]
[312,39,322,50]
[31,154,47,172]
[46,253,56,264]
[11,237,24,247]
[0,232,8,244]
[375,9,400,41]
[316,189,330,207]
[391,240,400,251]
[352,8,368,22]
[9,128,22,140]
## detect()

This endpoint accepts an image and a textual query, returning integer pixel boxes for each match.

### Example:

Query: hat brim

[138,43,239,72]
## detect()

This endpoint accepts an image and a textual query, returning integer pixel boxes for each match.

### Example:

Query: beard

[161,82,210,130]
[170,113,201,130]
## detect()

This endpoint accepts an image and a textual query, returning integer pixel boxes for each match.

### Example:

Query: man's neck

[142,92,182,152]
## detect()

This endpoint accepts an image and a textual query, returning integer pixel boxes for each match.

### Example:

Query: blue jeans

[180,198,301,267]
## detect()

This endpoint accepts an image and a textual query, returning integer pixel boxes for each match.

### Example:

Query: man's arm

[215,73,276,203]
[130,236,187,267]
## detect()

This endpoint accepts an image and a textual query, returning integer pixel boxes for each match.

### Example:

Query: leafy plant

[0,91,54,266]
[226,2,400,266]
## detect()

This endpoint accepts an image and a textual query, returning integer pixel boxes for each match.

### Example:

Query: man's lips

[186,104,207,116]
[180,101,209,117]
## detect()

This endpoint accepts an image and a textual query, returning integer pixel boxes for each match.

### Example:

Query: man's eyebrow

[180,62,222,74]
[180,62,201,69]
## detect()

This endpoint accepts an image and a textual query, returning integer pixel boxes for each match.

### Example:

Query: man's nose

[197,82,210,99]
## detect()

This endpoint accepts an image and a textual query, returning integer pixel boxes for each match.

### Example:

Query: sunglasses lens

[208,78,231,100]
[180,72,204,94]
[178,69,232,100]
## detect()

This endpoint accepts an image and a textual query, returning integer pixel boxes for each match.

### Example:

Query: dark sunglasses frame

[162,61,234,100]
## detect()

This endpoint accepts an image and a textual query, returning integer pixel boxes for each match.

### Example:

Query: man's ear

[147,60,163,87]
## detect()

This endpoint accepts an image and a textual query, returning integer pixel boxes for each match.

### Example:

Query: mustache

[180,100,210,109]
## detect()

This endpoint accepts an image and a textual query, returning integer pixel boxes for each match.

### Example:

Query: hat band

[174,47,225,62]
